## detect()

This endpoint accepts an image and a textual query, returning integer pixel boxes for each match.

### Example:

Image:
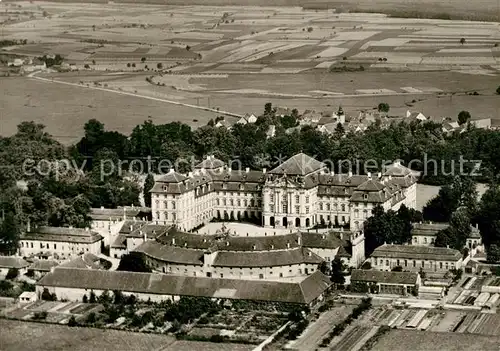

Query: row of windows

[319,203,347,212]
[379,259,455,269]
[269,194,309,204]
[216,198,262,207]
[154,200,176,210]
[269,204,309,214]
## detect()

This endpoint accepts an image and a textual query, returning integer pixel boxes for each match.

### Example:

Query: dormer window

[163,185,168,191]
[364,193,368,200]
[239,184,244,190]
[222,183,227,189]
[344,187,348,194]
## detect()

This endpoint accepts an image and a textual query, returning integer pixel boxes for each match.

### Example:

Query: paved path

[287,305,354,351]
[28,71,243,118]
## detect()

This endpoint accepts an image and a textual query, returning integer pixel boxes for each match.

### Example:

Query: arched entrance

[270,216,275,227]
[295,218,300,227]
[306,218,310,227]
[283,217,288,228]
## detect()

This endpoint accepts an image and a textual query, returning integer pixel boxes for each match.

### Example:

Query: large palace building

[150,153,417,233]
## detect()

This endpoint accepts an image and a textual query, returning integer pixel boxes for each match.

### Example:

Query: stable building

[36,267,333,306]
[370,244,463,273]
[350,269,421,296]
[19,226,103,259]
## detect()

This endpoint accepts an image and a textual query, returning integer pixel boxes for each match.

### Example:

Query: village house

[0,256,30,277]
[19,226,103,259]
[406,110,427,121]
[350,269,421,296]
[236,113,257,125]
[369,244,463,273]
[18,291,37,304]
[36,267,333,306]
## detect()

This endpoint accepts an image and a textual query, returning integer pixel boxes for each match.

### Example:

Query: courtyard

[197,222,291,237]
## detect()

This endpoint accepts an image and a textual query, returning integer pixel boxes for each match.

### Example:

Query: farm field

[369,329,500,351]
[1,2,499,139]
[0,319,255,351]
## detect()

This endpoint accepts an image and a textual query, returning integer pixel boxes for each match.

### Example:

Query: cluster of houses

[213,106,494,137]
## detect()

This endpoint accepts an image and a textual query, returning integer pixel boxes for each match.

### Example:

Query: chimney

[169,168,175,174]
[271,244,274,249]
[263,168,266,174]
[226,241,229,246]
[367,172,372,179]
[100,206,104,210]
[378,172,382,179]
[246,167,249,173]
[297,233,302,246]
[27,219,31,233]
[475,223,478,229]
[172,238,175,245]
[348,171,353,177]
[188,172,193,178]
[287,242,290,249]
[322,234,326,239]
[184,242,187,247]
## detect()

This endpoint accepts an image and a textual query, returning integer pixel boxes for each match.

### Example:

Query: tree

[117,252,151,272]
[143,173,154,208]
[41,288,54,301]
[157,62,163,69]
[0,212,20,255]
[141,57,146,62]
[364,205,408,255]
[113,290,124,305]
[185,45,191,51]
[82,295,88,303]
[392,266,403,272]
[5,268,18,280]
[127,63,131,67]
[497,85,500,95]
[68,315,78,327]
[423,177,477,222]
[377,102,390,113]
[458,111,471,125]
[330,258,345,286]
[89,290,96,303]
[487,244,500,263]
[460,37,466,45]
[98,290,112,304]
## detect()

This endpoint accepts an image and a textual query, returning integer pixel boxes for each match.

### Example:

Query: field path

[28,71,243,118]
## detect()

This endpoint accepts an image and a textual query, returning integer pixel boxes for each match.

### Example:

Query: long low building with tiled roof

[36,267,332,306]
[19,226,103,259]
[350,269,421,296]
[369,244,463,273]
[150,153,417,242]
[0,256,30,276]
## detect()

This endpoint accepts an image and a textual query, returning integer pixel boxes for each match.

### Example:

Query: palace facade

[150,153,417,232]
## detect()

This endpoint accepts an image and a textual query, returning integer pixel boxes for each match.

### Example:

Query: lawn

[0,319,177,351]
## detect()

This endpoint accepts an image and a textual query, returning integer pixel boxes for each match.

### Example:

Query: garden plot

[220,42,279,62]
[333,31,380,41]
[243,43,306,62]
[351,52,424,64]
[421,56,497,65]
[312,46,349,58]
[401,87,423,93]
[314,61,336,68]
